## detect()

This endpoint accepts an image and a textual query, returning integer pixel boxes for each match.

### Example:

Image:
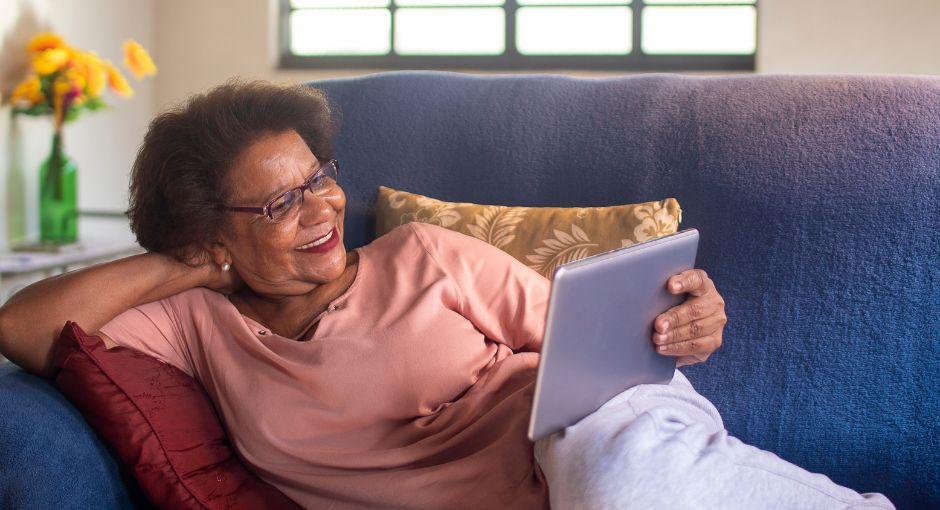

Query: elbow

[0,304,55,379]
[0,304,10,358]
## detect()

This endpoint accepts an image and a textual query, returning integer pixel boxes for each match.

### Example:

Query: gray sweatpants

[533,371,894,509]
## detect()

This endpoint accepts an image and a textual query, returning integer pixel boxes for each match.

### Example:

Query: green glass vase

[40,131,78,244]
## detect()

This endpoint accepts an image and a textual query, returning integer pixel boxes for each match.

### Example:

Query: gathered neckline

[234,247,366,342]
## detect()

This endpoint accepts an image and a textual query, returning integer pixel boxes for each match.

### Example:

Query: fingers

[653,313,726,346]
[654,297,723,334]
[656,333,722,359]
[655,268,728,368]
[667,269,714,297]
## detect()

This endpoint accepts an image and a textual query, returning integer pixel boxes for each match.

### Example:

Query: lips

[294,227,339,254]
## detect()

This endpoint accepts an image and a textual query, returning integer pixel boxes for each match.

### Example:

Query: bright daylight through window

[281,0,756,70]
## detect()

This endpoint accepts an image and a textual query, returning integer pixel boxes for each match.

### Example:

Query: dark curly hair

[126,79,337,264]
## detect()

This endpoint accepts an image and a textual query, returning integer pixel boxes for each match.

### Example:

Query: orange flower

[27,32,66,53]
[11,76,44,106]
[34,47,70,75]
[106,63,133,98]
[122,39,156,79]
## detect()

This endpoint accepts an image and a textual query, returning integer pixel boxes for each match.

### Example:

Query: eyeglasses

[226,159,340,221]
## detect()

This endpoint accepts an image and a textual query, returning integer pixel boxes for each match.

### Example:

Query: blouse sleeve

[98,294,194,377]
[410,222,550,352]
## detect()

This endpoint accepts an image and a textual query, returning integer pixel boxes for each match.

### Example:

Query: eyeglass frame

[225,159,340,220]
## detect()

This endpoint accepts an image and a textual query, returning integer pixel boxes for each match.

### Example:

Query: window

[279,0,756,71]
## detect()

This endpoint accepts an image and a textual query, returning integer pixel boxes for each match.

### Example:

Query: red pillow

[53,321,301,510]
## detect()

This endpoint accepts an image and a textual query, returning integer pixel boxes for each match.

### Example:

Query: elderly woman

[0,82,892,509]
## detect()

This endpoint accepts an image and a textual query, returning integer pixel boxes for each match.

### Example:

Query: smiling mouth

[295,228,336,250]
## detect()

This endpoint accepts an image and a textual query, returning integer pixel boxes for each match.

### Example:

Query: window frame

[278,0,757,71]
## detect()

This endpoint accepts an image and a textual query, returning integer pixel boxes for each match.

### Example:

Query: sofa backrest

[311,71,940,508]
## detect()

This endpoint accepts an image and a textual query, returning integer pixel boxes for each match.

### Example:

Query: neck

[231,250,359,337]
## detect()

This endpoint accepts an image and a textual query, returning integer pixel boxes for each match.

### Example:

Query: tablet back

[528,229,699,441]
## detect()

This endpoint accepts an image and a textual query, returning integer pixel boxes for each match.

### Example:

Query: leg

[534,371,894,510]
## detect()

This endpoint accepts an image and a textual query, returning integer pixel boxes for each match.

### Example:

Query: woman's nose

[298,189,338,226]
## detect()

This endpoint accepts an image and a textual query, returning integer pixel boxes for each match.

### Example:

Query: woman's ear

[207,241,231,268]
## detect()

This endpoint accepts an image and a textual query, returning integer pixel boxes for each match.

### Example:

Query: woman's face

[219,130,347,297]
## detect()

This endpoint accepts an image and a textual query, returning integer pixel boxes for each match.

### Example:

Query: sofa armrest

[0,362,145,509]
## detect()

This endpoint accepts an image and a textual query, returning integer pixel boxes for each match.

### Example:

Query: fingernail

[655,333,667,344]
[660,320,669,332]
[658,344,669,352]
[672,282,683,292]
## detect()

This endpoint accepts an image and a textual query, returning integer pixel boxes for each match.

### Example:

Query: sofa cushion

[376,185,682,278]
[52,322,300,510]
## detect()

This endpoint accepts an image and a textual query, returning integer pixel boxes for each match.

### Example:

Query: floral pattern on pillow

[376,186,682,279]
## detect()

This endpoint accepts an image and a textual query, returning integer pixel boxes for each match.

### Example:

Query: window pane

[291,0,389,7]
[645,0,753,3]
[517,7,632,55]
[290,9,391,55]
[518,0,629,4]
[395,8,504,55]
[396,0,502,5]
[642,6,755,54]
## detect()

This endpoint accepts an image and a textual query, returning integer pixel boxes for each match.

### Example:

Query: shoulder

[168,286,222,307]
[404,223,524,273]
[365,222,503,270]
[406,221,487,251]
[144,286,227,321]
[365,221,478,255]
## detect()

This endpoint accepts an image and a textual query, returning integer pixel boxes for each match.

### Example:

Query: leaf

[436,208,460,227]
[554,228,574,244]
[466,206,526,249]
[13,104,52,116]
[84,97,107,111]
[525,224,598,278]
[465,223,487,240]
[571,224,591,243]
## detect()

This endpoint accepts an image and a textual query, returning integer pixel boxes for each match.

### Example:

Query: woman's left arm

[652,269,728,367]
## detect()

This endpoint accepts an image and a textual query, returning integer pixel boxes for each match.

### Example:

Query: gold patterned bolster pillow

[375,186,682,280]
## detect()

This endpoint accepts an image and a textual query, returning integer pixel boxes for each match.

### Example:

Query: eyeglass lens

[268,161,338,220]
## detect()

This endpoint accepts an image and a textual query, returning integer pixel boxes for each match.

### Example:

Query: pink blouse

[100,222,551,509]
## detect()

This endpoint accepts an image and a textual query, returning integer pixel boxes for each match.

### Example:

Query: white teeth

[312,229,334,246]
[297,229,334,250]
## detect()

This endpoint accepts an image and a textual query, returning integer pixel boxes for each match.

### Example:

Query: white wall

[758,0,940,74]
[153,0,284,110]
[0,0,155,250]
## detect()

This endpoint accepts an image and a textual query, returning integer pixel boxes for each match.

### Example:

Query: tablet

[528,228,700,442]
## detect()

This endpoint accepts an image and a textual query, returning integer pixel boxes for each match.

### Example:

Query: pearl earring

[221,262,231,272]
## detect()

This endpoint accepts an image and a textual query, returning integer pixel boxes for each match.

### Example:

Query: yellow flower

[11,76,44,106]
[122,39,156,80]
[27,33,66,53]
[106,63,133,98]
[33,48,70,75]
[73,51,107,96]
[86,61,107,96]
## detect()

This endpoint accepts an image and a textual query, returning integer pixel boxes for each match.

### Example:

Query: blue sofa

[1,72,937,509]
